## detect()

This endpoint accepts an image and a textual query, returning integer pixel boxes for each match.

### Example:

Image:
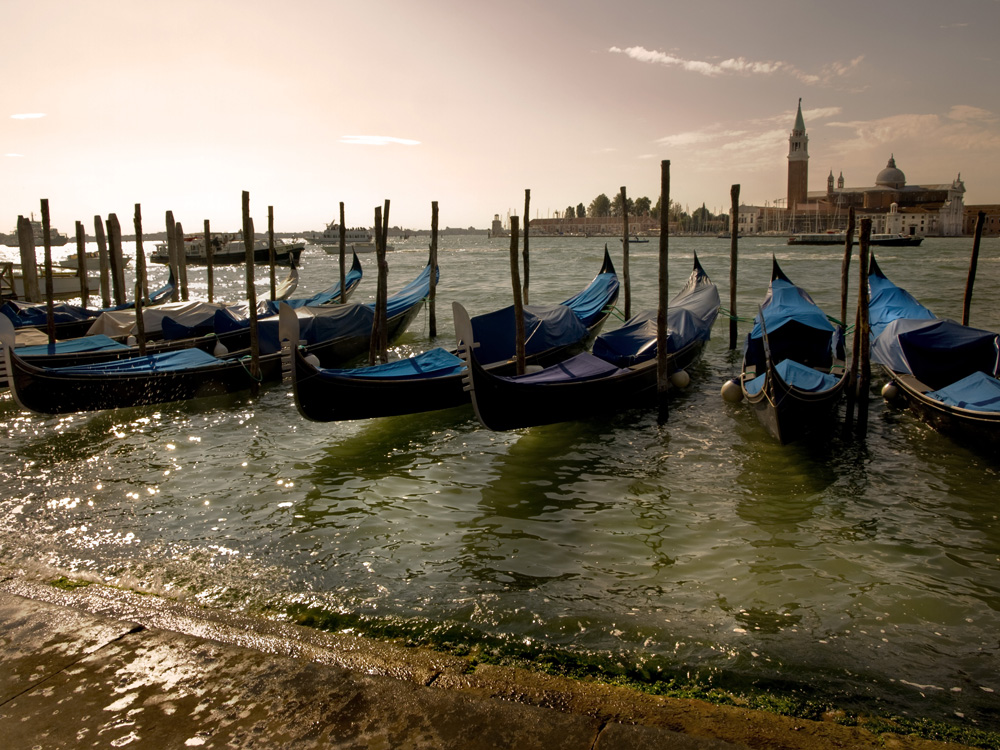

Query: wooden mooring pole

[728,184,739,350]
[656,161,670,422]
[509,216,525,375]
[106,214,126,306]
[338,202,346,303]
[840,207,856,330]
[16,216,40,302]
[94,216,111,309]
[429,201,439,337]
[268,206,277,300]
[40,200,56,345]
[242,191,261,393]
[963,211,986,327]
[175,221,188,301]
[75,221,89,307]
[621,186,631,320]
[204,219,214,303]
[522,189,530,305]
[132,204,147,355]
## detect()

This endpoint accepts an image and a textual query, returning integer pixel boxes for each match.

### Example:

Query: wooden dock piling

[522,189,530,305]
[840,207,856,330]
[242,192,261,392]
[175,221,189,301]
[338,202,347,304]
[132,204,147,355]
[106,214,127,306]
[40,200,56,345]
[16,216,40,302]
[621,186,631,321]
[656,161,670,422]
[94,216,111,309]
[204,220,214,302]
[268,206,277,300]
[728,185,739,350]
[429,201,438,337]
[75,221,89,307]
[509,216,525,375]
[963,211,986,327]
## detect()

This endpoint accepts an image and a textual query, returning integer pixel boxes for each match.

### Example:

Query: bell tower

[787,98,809,210]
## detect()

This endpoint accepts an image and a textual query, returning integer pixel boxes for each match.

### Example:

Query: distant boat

[787,231,923,247]
[621,234,649,244]
[303,221,394,253]
[3,218,69,247]
[150,233,304,266]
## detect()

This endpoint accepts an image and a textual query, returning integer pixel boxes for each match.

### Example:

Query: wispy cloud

[340,135,420,146]
[609,46,863,86]
[10,113,45,119]
[824,107,1000,154]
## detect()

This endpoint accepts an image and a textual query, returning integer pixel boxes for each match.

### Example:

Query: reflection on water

[1,236,999,731]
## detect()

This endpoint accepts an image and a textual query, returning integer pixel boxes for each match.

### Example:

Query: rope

[718,307,755,323]
[237,354,265,382]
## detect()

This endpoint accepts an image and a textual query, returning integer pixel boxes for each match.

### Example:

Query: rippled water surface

[2,234,998,731]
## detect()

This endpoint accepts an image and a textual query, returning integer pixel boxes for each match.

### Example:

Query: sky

[4,0,1000,233]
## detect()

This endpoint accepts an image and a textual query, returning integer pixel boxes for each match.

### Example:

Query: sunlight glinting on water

[1,235,999,728]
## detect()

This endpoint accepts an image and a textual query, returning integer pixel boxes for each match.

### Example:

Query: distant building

[781,99,966,236]
[489,214,509,238]
[963,205,1000,236]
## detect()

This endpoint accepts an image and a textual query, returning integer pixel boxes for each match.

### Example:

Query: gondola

[0,255,363,384]
[453,254,720,431]
[869,255,1000,449]
[0,262,435,414]
[738,258,848,443]
[284,248,620,422]
[0,267,177,341]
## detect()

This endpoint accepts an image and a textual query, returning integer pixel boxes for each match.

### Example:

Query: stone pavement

[0,575,969,749]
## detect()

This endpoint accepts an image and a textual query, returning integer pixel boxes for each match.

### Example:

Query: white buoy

[669,369,691,388]
[126,335,136,346]
[213,340,229,357]
[881,382,899,402]
[304,353,321,368]
[721,378,744,403]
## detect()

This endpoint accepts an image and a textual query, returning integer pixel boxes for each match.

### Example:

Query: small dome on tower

[876,155,906,189]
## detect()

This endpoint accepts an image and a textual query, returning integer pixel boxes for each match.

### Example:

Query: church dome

[875,155,906,189]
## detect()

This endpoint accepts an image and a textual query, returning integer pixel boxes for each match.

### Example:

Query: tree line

[560,195,725,232]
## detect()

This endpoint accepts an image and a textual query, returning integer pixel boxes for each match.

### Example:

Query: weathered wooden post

[429,200,438,337]
[522,189,530,305]
[379,200,390,358]
[855,218,872,434]
[268,205,277,300]
[165,211,180,302]
[368,204,390,365]
[132,204,148,355]
[40,200,56,345]
[15,216,40,302]
[656,161,670,421]
[509,216,525,375]
[106,214,126,306]
[242,191,261,393]
[840,206,856,330]
[621,186,631,320]
[94,216,111,308]
[75,221,89,307]
[728,184,739,350]
[175,221,189,301]
[204,219,214,303]
[963,211,986,326]
[338,202,346,304]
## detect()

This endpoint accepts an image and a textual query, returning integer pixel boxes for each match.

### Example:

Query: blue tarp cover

[1,301,100,328]
[868,269,935,339]
[208,264,435,351]
[498,352,627,384]
[744,358,840,396]
[16,334,129,356]
[927,371,1000,413]
[871,318,1000,390]
[471,304,587,365]
[559,270,619,328]
[281,263,364,308]
[750,279,833,339]
[319,347,465,380]
[56,347,223,375]
[593,266,720,367]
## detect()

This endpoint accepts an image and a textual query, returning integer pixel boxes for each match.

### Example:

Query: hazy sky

[4,0,999,232]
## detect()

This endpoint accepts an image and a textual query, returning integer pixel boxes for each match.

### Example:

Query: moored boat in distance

[303,221,394,254]
[150,233,304,266]
[3,218,69,247]
[787,231,923,247]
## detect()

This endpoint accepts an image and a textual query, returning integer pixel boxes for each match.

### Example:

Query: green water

[1,234,998,733]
